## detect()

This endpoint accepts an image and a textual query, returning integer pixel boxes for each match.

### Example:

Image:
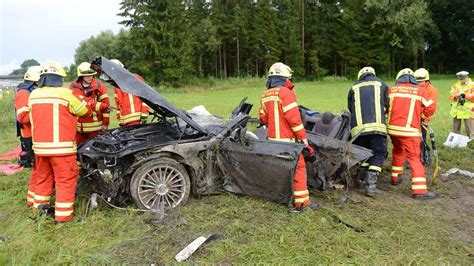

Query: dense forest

[72,0,473,85]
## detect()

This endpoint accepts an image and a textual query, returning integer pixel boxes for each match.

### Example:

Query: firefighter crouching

[259,62,318,212]
[70,62,110,144]
[449,71,474,139]
[347,67,389,197]
[15,66,41,207]
[388,68,437,199]
[28,61,92,223]
[110,59,149,126]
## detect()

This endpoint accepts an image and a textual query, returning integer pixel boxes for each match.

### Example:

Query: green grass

[0,78,473,264]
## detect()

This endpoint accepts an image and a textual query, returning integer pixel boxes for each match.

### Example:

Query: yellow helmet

[396,68,414,80]
[268,62,293,78]
[414,68,430,81]
[110,59,124,68]
[24,66,42,82]
[77,62,97,77]
[357,66,376,79]
[40,61,67,77]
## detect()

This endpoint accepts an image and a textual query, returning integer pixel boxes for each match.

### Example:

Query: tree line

[72,0,474,85]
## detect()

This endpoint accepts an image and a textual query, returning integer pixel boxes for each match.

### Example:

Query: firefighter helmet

[357,67,376,79]
[456,71,469,80]
[396,68,414,80]
[77,62,97,77]
[110,59,124,68]
[23,66,42,82]
[414,68,430,81]
[40,61,67,77]
[268,62,293,78]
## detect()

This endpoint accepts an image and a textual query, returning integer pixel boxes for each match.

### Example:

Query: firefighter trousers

[390,136,428,195]
[293,154,311,207]
[32,155,78,222]
[353,134,386,172]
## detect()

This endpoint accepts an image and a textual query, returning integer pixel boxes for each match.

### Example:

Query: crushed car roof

[90,57,207,134]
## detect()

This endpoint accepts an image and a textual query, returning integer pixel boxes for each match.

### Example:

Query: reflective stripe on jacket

[347,75,389,136]
[70,78,110,133]
[387,82,435,137]
[114,73,149,125]
[28,86,92,155]
[449,79,474,119]
[418,81,438,122]
[259,81,306,142]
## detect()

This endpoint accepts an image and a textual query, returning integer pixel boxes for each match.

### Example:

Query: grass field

[0,78,473,264]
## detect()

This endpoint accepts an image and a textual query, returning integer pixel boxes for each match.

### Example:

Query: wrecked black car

[77,57,372,211]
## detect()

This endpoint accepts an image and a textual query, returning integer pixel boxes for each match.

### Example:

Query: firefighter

[347,67,389,197]
[414,68,438,122]
[110,59,149,126]
[15,65,41,207]
[259,62,318,212]
[70,62,110,144]
[388,68,437,199]
[28,61,92,223]
[449,71,474,139]
[15,65,41,168]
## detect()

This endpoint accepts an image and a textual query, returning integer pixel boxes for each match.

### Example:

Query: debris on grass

[442,168,474,179]
[175,234,224,262]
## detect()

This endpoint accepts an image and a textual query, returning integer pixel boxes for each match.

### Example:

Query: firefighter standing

[388,68,437,199]
[15,66,41,207]
[70,62,110,144]
[449,71,473,139]
[259,62,318,212]
[110,59,149,126]
[347,67,389,197]
[28,61,92,223]
[414,68,438,123]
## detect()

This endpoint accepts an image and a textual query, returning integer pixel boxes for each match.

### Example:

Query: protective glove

[99,103,110,112]
[302,144,316,163]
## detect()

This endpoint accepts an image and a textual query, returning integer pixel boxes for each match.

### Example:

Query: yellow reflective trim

[282,102,298,113]
[120,112,142,119]
[129,94,135,114]
[259,108,266,115]
[351,123,386,136]
[389,93,423,101]
[28,98,69,106]
[387,129,421,137]
[353,86,363,126]
[81,127,102,132]
[261,96,281,103]
[274,100,280,139]
[406,98,416,127]
[80,121,103,127]
[55,202,74,208]
[55,210,74,216]
[422,98,433,107]
[268,137,295,142]
[53,103,59,143]
[369,165,382,172]
[361,162,369,167]
[293,190,309,196]
[294,196,309,203]
[387,125,419,132]
[28,190,35,196]
[99,94,108,100]
[412,177,426,183]
[291,124,304,132]
[33,147,77,155]
[391,173,399,177]
[33,141,75,147]
[16,106,30,115]
[27,198,34,203]
[412,185,427,190]
[103,113,110,117]
[374,83,381,124]
[392,166,403,171]
[95,103,101,112]
[34,195,51,200]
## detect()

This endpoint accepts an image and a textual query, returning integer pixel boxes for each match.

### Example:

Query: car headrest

[322,112,335,125]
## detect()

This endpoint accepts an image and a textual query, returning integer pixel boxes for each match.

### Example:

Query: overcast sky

[0,0,123,74]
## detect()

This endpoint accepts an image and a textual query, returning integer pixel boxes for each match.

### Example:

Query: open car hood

[90,57,207,134]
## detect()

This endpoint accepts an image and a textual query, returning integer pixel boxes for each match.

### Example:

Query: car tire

[130,158,191,210]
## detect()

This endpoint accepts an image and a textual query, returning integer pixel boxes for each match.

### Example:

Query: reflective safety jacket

[28,86,92,156]
[259,80,307,142]
[417,81,438,122]
[70,78,110,133]
[387,81,435,137]
[449,79,474,119]
[15,82,37,138]
[114,73,149,126]
[347,75,389,136]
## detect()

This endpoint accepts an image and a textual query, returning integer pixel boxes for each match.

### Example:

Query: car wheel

[130,158,191,210]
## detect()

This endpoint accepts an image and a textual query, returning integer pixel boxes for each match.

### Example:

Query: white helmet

[396,68,414,80]
[40,60,67,77]
[24,66,42,82]
[357,67,375,79]
[456,71,469,80]
[110,59,124,68]
[77,62,97,77]
[414,68,430,81]
[268,62,293,78]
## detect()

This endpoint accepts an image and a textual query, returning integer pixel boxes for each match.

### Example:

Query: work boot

[357,167,368,188]
[365,171,379,197]
[289,202,319,213]
[391,174,404,186]
[413,192,438,200]
[37,204,55,219]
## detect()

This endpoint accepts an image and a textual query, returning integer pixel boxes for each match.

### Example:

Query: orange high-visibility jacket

[15,89,32,137]
[259,84,307,142]
[28,86,92,156]
[114,73,149,125]
[70,78,110,133]
[387,82,435,137]
[417,81,438,122]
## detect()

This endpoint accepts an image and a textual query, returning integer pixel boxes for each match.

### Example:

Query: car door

[218,137,303,205]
